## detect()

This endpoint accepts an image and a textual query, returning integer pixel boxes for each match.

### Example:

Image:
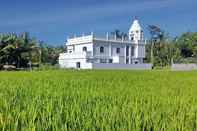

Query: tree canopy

[0,32,40,69]
[0,32,64,70]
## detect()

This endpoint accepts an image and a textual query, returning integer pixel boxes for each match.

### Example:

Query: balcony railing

[59,51,93,59]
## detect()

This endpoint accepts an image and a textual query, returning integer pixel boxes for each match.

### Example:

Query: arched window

[100,46,104,53]
[82,46,87,52]
[130,34,134,41]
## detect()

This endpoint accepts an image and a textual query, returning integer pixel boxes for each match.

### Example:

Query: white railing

[59,51,93,59]
[66,33,146,45]
[67,35,93,45]
[94,37,133,43]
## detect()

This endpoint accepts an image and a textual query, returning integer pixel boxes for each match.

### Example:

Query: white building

[59,19,152,70]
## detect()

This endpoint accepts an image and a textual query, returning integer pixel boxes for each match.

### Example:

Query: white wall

[92,41,145,64]
[93,43,109,58]
[137,45,145,58]
[60,37,146,68]
[111,44,125,57]
[93,42,128,64]
[59,52,93,69]
[171,64,197,71]
[59,58,93,69]
[74,43,93,53]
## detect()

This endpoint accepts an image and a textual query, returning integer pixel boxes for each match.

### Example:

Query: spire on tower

[129,18,141,32]
[129,17,144,42]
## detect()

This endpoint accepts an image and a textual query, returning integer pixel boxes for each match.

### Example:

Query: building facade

[59,19,152,69]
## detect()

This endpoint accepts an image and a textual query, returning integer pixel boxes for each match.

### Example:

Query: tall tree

[147,25,176,67]
[0,32,40,69]
[147,25,164,67]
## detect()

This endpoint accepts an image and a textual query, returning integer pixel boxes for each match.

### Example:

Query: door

[76,62,81,69]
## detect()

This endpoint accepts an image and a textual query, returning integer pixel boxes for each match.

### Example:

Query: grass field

[1,70,197,130]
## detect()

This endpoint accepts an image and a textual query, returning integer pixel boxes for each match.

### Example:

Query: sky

[0,0,197,45]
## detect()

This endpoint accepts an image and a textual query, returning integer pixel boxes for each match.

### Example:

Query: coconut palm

[0,32,40,69]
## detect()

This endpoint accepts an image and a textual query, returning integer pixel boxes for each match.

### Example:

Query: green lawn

[1,70,197,130]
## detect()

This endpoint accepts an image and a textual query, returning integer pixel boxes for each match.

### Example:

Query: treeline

[145,25,197,68]
[0,32,64,70]
[0,29,197,70]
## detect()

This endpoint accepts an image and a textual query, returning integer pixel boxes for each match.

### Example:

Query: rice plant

[0,70,197,130]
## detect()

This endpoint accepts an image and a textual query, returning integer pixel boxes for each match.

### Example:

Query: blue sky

[0,0,197,45]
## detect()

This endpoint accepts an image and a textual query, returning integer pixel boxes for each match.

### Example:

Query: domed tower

[128,18,145,64]
[129,18,144,43]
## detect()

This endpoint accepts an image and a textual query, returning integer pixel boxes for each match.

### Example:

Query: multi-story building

[59,19,152,69]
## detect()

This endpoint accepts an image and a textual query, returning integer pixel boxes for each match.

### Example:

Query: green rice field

[1,70,197,130]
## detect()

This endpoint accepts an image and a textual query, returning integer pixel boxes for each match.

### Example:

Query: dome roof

[129,19,142,32]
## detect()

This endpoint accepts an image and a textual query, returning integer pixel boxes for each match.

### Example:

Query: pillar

[124,46,127,64]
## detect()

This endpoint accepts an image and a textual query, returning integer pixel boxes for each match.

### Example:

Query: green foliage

[0,32,40,69]
[35,64,60,71]
[0,33,65,69]
[147,25,172,67]
[146,26,197,67]
[1,70,197,130]
[39,43,64,65]
[175,32,197,58]
[111,29,128,40]
[145,34,176,67]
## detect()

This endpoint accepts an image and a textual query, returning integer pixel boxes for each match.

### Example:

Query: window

[126,58,129,64]
[100,46,104,53]
[130,34,134,41]
[83,46,87,52]
[126,46,129,56]
[116,48,120,54]
[109,59,113,63]
[76,62,81,68]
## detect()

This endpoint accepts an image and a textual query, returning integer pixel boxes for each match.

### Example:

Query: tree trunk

[151,39,154,68]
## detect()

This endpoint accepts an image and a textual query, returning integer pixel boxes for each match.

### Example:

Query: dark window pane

[126,46,129,56]
[83,47,87,52]
[116,48,120,54]
[109,59,113,63]
[100,46,104,53]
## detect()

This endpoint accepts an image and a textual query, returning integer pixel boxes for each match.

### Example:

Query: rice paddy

[0,70,197,130]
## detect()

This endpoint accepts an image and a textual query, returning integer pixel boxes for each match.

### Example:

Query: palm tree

[111,30,128,40]
[0,32,40,69]
[111,29,121,39]
[147,25,164,67]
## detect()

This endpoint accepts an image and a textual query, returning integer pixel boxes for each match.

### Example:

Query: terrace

[66,33,146,45]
